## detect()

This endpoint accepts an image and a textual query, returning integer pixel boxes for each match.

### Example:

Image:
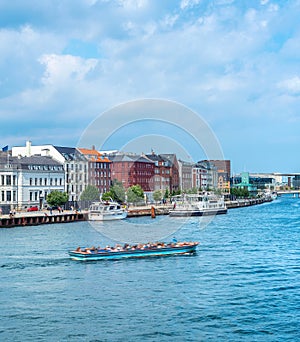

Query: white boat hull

[89,211,127,221]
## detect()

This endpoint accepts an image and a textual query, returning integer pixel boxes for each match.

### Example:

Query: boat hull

[69,244,198,261]
[169,208,227,217]
[88,211,127,221]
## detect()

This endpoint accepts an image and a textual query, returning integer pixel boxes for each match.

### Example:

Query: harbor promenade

[0,196,272,228]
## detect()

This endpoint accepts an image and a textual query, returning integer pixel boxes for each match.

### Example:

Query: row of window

[90,171,111,177]
[28,165,63,171]
[1,190,16,202]
[0,175,17,186]
[29,178,63,186]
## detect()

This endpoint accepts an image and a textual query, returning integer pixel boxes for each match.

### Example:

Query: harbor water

[0,196,299,341]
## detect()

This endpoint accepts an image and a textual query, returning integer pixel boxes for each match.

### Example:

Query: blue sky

[0,0,299,173]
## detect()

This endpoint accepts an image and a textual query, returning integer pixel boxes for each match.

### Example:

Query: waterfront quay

[0,197,272,228]
[0,211,87,228]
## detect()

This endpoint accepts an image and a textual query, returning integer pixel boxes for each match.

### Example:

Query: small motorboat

[88,200,127,221]
[68,241,199,261]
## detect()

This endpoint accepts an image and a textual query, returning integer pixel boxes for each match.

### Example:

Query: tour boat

[88,200,127,221]
[68,242,199,261]
[169,193,227,217]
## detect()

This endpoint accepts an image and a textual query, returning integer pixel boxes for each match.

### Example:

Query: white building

[12,141,88,202]
[0,152,64,210]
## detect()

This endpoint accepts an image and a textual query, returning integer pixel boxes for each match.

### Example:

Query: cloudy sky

[1,0,299,173]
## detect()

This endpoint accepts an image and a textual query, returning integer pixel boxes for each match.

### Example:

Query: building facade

[109,153,155,192]
[12,141,88,201]
[178,160,193,191]
[78,147,111,195]
[201,160,231,192]
[160,154,180,193]
[145,152,171,192]
[0,152,64,210]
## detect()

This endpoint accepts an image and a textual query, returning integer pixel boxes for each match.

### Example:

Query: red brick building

[145,152,171,192]
[78,148,111,195]
[160,154,180,193]
[109,153,155,192]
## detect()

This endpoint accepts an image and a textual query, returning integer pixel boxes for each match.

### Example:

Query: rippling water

[0,197,299,341]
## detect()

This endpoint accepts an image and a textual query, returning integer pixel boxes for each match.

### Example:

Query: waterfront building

[0,152,64,210]
[12,141,88,202]
[201,160,231,192]
[178,159,193,191]
[78,147,111,195]
[192,163,207,190]
[292,175,300,189]
[231,172,257,196]
[195,161,218,190]
[109,152,155,192]
[248,173,282,190]
[159,154,180,193]
[144,152,171,193]
[54,146,88,202]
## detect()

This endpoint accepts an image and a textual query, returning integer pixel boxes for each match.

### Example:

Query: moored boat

[88,200,127,221]
[169,193,227,217]
[68,241,199,261]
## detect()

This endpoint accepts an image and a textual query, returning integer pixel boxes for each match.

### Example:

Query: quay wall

[0,198,272,228]
[0,212,87,229]
[225,197,272,209]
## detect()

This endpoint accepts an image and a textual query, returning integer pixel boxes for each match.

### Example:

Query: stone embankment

[0,197,272,228]
[225,197,272,209]
[0,211,87,228]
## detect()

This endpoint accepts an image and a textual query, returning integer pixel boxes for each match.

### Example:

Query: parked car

[27,206,39,212]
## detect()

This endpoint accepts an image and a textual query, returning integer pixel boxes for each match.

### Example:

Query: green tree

[47,191,68,207]
[101,191,114,201]
[153,190,162,203]
[164,188,170,199]
[80,185,100,201]
[110,180,126,203]
[127,185,144,204]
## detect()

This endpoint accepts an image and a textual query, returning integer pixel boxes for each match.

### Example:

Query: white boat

[169,193,227,217]
[88,200,127,221]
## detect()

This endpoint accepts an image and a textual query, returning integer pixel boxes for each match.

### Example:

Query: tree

[153,190,162,203]
[110,180,126,203]
[47,191,68,207]
[101,191,114,201]
[127,185,144,204]
[80,185,100,201]
[164,188,170,199]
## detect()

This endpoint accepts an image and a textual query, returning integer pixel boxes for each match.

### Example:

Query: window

[1,191,4,201]
[1,175,4,185]
[30,178,33,186]
[6,175,11,185]
[13,175,16,186]
[6,191,11,201]
[35,178,38,186]
[44,178,47,185]
[13,191,16,201]
[30,192,33,201]
[40,178,42,186]
[35,192,38,201]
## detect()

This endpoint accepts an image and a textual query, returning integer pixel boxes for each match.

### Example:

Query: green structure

[233,172,257,195]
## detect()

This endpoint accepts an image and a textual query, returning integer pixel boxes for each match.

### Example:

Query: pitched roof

[78,148,111,163]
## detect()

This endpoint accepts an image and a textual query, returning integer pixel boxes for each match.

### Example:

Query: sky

[0,0,300,173]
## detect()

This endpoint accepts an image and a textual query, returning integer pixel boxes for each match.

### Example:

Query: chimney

[42,148,50,157]
[92,145,95,151]
[26,140,32,157]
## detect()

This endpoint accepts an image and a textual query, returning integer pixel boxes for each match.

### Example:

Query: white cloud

[180,0,202,10]
[277,76,300,95]
[39,54,98,86]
